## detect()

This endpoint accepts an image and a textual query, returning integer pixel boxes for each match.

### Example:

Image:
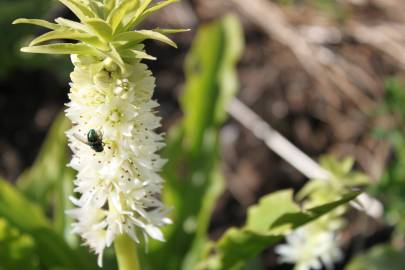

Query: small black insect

[87,129,104,152]
[74,129,104,152]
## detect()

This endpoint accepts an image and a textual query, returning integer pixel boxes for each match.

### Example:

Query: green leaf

[57,0,96,22]
[16,113,76,241]
[29,30,100,47]
[182,15,243,156]
[55,17,89,33]
[141,0,179,20]
[145,15,244,270]
[246,190,299,231]
[104,0,117,14]
[101,44,126,71]
[0,179,49,232]
[12,18,59,30]
[126,0,179,30]
[346,245,405,270]
[120,49,156,61]
[123,0,152,31]
[84,18,113,42]
[201,191,360,270]
[154,28,191,34]
[114,30,177,48]
[0,178,96,270]
[21,43,99,55]
[17,114,70,207]
[0,219,38,270]
[107,0,139,32]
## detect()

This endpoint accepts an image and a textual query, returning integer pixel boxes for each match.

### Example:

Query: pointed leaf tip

[12,18,59,30]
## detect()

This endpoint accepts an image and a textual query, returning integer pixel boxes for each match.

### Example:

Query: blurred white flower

[276,223,343,270]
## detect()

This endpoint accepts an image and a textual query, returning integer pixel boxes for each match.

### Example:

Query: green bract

[13,0,188,70]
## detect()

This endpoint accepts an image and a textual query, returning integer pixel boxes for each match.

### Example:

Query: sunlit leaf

[107,0,139,32]
[123,0,152,31]
[141,0,179,20]
[12,18,59,30]
[114,30,177,48]
[84,18,113,42]
[121,49,156,61]
[126,0,178,30]
[21,43,98,55]
[29,30,100,47]
[55,18,89,33]
[57,0,96,22]
[154,28,191,34]
[200,191,360,270]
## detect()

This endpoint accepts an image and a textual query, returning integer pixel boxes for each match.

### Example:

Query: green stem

[114,234,140,270]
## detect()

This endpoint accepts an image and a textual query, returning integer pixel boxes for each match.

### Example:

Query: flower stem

[114,234,140,270]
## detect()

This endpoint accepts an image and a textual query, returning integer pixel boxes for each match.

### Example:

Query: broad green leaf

[0,219,38,270]
[145,15,243,270]
[246,190,299,231]
[17,113,73,232]
[29,30,100,47]
[201,191,360,270]
[17,113,68,205]
[54,167,76,246]
[107,0,139,32]
[57,0,96,22]
[0,179,49,232]
[0,178,96,270]
[84,18,113,42]
[346,245,405,270]
[215,15,244,124]
[114,30,177,48]
[21,43,98,55]
[182,15,243,156]
[12,18,59,30]
[181,167,225,270]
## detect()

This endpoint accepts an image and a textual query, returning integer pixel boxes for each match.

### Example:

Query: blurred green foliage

[0,219,37,270]
[0,113,98,270]
[0,0,70,78]
[145,14,244,270]
[346,244,405,270]
[347,78,405,270]
[199,191,359,270]
[373,78,405,235]
[298,156,368,205]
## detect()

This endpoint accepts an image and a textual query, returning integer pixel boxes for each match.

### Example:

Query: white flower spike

[14,0,188,267]
[65,55,170,266]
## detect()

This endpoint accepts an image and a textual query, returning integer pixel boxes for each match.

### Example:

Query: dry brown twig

[348,21,405,70]
[231,0,377,112]
[228,98,384,218]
